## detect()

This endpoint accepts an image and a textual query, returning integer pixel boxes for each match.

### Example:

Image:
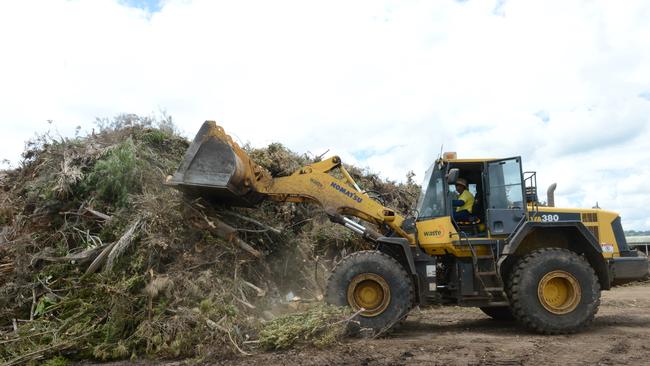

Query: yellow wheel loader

[169,121,648,335]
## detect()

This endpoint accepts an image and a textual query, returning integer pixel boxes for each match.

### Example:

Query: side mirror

[446,168,459,184]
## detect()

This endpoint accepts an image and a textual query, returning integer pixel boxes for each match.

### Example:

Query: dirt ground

[82,282,650,366]
[216,282,650,366]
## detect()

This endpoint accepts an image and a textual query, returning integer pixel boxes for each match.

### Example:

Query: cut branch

[33,244,108,266]
[85,242,116,275]
[85,208,112,221]
[104,218,141,272]
[84,218,141,275]
[223,211,282,234]
[198,216,263,258]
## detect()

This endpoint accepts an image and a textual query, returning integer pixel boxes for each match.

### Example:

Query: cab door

[485,157,526,235]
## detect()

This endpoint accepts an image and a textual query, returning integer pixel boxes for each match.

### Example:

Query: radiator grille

[586,225,600,241]
[582,212,598,223]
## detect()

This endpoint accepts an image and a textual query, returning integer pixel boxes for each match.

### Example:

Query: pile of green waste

[0,115,419,364]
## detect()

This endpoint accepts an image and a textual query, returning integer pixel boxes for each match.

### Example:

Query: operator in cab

[452,178,474,221]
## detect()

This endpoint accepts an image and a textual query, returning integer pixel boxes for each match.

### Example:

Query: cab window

[416,165,446,219]
[488,159,524,209]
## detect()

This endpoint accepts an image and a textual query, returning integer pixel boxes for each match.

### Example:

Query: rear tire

[507,248,600,334]
[325,250,413,334]
[480,306,515,321]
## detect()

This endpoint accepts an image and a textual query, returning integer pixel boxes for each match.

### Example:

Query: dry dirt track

[219,282,650,366]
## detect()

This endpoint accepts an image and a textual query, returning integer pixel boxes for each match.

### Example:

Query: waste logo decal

[423,230,443,237]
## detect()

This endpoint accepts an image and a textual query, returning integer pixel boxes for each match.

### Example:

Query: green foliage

[43,356,69,366]
[142,129,170,146]
[86,138,139,207]
[259,304,351,350]
[2,275,118,364]
[33,294,58,317]
[1,114,420,363]
[199,298,213,314]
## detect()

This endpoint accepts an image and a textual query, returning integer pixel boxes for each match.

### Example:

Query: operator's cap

[455,178,468,188]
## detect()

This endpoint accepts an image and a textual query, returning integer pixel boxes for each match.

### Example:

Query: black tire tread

[325,250,414,334]
[507,248,600,335]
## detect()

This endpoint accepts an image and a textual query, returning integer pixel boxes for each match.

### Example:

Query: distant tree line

[625,230,650,236]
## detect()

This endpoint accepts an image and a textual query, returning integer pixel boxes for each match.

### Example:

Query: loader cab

[416,156,527,238]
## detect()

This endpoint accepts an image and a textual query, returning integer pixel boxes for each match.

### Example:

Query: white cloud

[0,0,649,229]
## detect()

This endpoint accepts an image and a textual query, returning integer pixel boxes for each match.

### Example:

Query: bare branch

[223,211,282,234]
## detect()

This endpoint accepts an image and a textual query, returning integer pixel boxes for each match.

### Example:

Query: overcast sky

[1,0,649,230]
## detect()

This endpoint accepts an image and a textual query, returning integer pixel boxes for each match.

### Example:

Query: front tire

[508,248,600,334]
[325,250,413,334]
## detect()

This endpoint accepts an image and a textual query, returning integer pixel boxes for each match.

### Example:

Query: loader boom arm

[168,121,414,242]
[264,156,413,240]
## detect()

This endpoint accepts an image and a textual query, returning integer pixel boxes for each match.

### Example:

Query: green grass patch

[259,304,352,350]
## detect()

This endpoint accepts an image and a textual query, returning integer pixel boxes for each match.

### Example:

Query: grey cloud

[555,122,646,156]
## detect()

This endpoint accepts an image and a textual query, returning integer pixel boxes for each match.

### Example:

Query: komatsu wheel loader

[169,121,648,335]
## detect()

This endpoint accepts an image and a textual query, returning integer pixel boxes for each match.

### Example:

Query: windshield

[415,163,446,219]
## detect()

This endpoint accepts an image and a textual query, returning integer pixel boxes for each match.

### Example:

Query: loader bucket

[167,121,264,207]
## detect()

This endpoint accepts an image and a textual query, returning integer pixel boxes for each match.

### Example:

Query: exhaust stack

[547,183,557,207]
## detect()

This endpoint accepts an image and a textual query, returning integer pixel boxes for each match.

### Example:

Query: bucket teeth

[168,121,264,207]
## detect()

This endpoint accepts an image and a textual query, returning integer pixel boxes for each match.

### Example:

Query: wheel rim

[346,273,391,317]
[537,270,581,314]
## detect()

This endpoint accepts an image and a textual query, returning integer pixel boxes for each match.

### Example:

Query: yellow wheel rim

[537,270,581,314]
[346,273,391,317]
